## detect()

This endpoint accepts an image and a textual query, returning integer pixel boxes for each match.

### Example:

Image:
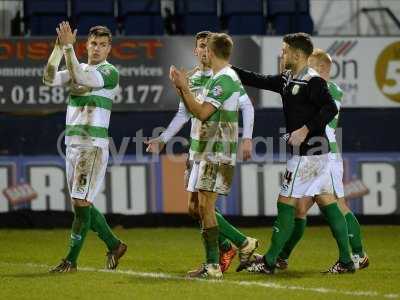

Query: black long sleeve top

[232,65,338,156]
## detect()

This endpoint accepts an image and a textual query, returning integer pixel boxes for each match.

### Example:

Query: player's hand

[170,65,188,89]
[288,125,309,146]
[239,138,253,161]
[56,21,77,46]
[144,138,165,154]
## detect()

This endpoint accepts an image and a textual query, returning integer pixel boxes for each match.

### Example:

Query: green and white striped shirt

[326,81,343,153]
[189,66,241,165]
[65,61,119,148]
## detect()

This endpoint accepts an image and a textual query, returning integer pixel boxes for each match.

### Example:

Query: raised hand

[56,21,77,46]
[169,65,188,89]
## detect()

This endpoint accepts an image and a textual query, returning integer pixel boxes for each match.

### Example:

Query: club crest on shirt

[212,85,223,97]
[292,84,300,95]
[99,68,111,76]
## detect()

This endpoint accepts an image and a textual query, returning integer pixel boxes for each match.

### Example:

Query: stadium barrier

[0,152,399,227]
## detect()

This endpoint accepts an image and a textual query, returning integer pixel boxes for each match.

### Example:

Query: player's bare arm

[170,65,216,121]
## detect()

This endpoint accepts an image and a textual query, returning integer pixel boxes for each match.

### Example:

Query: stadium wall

[0,36,399,226]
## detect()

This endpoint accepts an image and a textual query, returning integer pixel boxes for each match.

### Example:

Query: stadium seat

[267,0,309,15]
[267,0,314,34]
[222,0,265,35]
[118,0,164,35]
[71,0,117,34]
[24,0,68,35]
[175,0,220,34]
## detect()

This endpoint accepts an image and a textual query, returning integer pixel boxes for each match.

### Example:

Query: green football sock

[264,202,295,266]
[202,226,219,264]
[320,203,352,264]
[218,234,232,252]
[216,211,247,248]
[90,205,120,251]
[279,217,307,260]
[66,206,91,265]
[345,212,364,257]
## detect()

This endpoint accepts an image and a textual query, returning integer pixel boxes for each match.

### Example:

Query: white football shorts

[280,153,334,198]
[66,145,108,202]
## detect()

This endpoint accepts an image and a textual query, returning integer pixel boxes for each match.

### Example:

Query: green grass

[0,226,399,300]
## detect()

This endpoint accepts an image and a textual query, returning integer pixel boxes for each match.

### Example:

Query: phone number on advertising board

[0,85,164,105]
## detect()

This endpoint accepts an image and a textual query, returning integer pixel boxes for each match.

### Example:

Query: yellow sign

[375,41,400,103]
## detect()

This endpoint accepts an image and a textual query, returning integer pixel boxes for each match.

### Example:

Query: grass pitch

[0,226,399,300]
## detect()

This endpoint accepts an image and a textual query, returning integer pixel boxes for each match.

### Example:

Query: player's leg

[189,190,222,279]
[51,146,93,272]
[50,198,92,273]
[85,147,126,270]
[215,211,246,250]
[216,209,258,272]
[215,210,258,269]
[265,195,296,268]
[245,195,297,274]
[187,166,229,267]
[338,198,369,269]
[277,197,314,269]
[90,204,127,270]
[331,155,368,269]
[186,161,222,279]
[199,190,219,263]
[246,155,304,274]
[315,194,354,273]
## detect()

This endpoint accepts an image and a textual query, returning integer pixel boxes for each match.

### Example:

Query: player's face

[308,56,321,73]
[308,57,330,81]
[194,38,209,66]
[86,36,111,65]
[281,43,296,70]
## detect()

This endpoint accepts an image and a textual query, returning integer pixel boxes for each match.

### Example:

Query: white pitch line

[1,262,399,299]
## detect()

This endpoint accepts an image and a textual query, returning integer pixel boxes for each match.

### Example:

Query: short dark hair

[283,32,313,57]
[88,26,112,43]
[195,31,211,46]
[207,33,233,60]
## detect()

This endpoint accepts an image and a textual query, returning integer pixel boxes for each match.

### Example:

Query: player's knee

[295,207,308,219]
[337,198,351,214]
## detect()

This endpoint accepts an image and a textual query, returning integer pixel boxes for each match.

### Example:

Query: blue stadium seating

[267,0,309,15]
[71,0,117,34]
[222,0,265,35]
[24,0,68,35]
[267,0,313,34]
[175,0,220,34]
[119,0,164,35]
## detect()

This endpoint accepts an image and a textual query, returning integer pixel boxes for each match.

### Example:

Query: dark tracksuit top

[232,66,338,156]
